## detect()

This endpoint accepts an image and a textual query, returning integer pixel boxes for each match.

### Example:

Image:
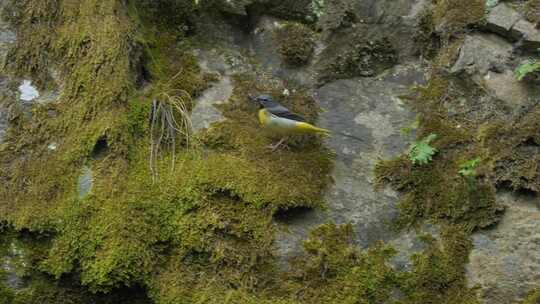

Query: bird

[251,94,330,151]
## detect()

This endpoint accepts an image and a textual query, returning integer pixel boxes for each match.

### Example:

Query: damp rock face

[2,0,540,302]
[467,192,540,304]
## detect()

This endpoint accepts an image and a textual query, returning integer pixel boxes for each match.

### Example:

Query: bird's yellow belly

[259,110,298,135]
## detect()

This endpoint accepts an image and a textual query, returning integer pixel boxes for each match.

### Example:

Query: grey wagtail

[251,94,330,150]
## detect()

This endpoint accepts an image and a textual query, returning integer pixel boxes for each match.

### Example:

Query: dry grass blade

[149,89,193,183]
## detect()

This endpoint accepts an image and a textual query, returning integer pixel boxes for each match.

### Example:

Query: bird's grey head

[253,95,275,108]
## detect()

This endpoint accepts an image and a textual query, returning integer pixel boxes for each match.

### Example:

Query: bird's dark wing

[265,101,306,122]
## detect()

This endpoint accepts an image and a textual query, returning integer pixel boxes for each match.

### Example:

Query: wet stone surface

[467,191,540,304]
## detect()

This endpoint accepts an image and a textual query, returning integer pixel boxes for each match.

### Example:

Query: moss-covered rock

[274,22,315,66]
[0,0,334,298]
[399,225,479,304]
[318,36,397,83]
[433,0,486,35]
[375,75,504,231]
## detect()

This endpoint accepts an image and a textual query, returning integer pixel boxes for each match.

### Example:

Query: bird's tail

[297,122,331,136]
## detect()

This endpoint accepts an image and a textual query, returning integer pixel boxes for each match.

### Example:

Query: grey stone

[451,34,513,76]
[512,19,540,51]
[78,166,93,199]
[191,75,232,132]
[485,3,540,50]
[486,3,521,36]
[191,49,237,133]
[467,191,540,304]
[482,70,539,108]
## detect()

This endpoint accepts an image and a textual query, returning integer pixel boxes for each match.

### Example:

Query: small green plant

[408,134,438,165]
[459,158,481,177]
[311,0,325,19]
[515,60,540,81]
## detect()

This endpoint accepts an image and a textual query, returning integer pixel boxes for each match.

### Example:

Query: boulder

[486,3,540,51]
[486,3,521,37]
[451,34,513,76]
[512,19,540,50]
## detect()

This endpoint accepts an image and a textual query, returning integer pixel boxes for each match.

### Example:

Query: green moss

[432,0,485,36]
[399,225,479,304]
[284,223,399,304]
[478,107,540,192]
[521,289,540,304]
[414,8,442,59]
[319,36,397,83]
[275,22,316,66]
[376,73,504,230]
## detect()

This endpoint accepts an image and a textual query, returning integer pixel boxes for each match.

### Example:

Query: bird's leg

[268,137,288,151]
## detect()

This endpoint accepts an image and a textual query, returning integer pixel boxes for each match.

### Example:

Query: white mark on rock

[18,80,40,102]
[48,143,58,151]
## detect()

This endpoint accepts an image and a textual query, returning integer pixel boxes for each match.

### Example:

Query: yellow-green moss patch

[274,22,316,66]
[433,0,485,35]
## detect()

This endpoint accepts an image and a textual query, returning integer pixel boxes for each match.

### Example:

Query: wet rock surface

[467,191,540,304]
[191,50,235,133]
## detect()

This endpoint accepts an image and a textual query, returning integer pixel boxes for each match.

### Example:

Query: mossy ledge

[0,0,333,301]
